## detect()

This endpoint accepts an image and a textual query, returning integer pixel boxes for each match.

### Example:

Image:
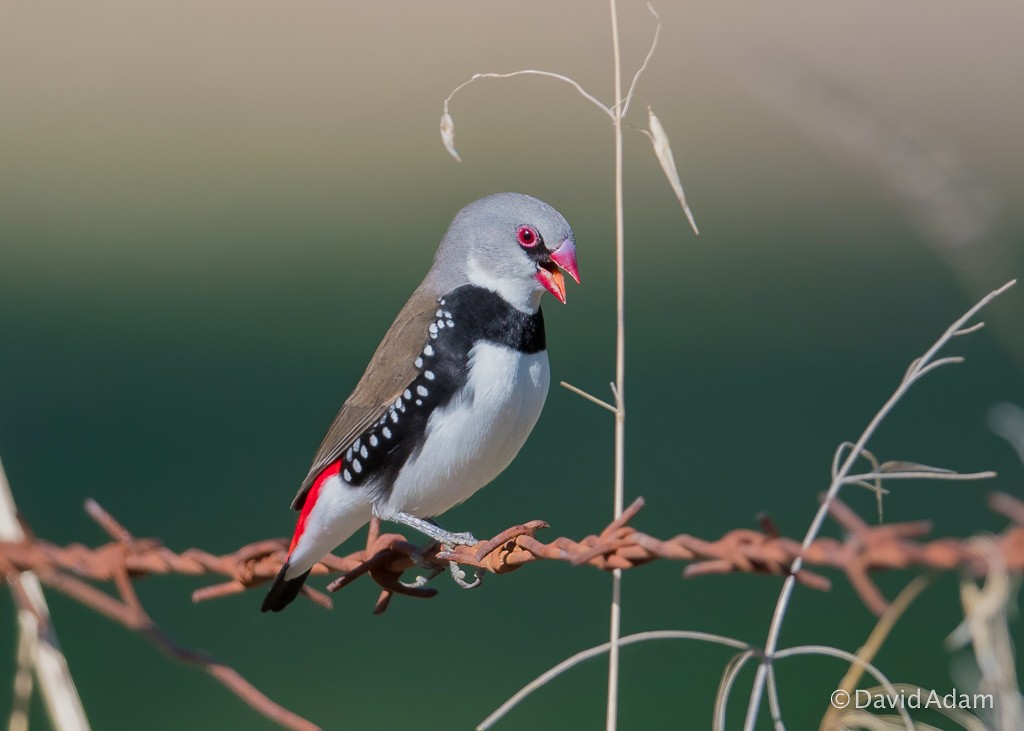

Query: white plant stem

[0,457,91,731]
[445,7,698,729]
[477,630,751,731]
[742,279,1016,731]
[773,646,914,729]
[607,2,627,730]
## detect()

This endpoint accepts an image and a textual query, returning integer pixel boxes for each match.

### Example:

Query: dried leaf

[878,461,955,474]
[440,108,461,162]
[648,106,698,235]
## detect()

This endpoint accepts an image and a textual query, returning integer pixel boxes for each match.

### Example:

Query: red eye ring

[516,225,539,247]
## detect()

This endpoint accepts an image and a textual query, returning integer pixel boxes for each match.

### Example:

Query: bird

[261,192,579,612]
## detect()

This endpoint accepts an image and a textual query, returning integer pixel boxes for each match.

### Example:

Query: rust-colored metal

[2,494,1023,622]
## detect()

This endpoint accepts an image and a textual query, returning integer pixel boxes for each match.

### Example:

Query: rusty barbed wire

[1,493,1022,620]
[2,493,1023,730]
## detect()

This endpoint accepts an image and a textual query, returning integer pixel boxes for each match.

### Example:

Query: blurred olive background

[2,1,1023,729]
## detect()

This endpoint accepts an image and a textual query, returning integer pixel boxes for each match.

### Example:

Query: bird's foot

[448,561,484,589]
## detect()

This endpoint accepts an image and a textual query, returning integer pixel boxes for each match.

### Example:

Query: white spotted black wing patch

[295,284,546,507]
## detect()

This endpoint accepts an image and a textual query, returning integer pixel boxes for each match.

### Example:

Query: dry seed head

[440,106,461,162]
[648,106,699,235]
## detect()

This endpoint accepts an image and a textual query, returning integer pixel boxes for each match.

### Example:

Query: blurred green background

[2,1,1023,729]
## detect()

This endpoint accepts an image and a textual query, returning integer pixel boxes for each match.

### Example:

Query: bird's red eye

[516,225,539,247]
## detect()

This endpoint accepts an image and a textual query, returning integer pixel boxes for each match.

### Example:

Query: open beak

[535,238,580,304]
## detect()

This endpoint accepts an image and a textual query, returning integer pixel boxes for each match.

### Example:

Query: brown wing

[289,285,438,510]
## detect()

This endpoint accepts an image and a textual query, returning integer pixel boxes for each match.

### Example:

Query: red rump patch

[288,460,341,555]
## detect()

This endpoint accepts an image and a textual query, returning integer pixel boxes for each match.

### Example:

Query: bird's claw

[400,566,443,589]
[447,560,484,589]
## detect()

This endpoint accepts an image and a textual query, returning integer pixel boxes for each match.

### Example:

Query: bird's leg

[388,511,478,547]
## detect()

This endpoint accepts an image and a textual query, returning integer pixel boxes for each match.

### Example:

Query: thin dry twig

[559,381,618,414]
[617,2,661,119]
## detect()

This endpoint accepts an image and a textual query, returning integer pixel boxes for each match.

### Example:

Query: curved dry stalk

[440,71,612,162]
[446,71,612,119]
[617,2,661,119]
[820,576,932,730]
[743,279,1016,731]
[842,469,996,483]
[714,650,758,731]
[477,630,751,731]
[773,645,914,730]
[765,663,785,731]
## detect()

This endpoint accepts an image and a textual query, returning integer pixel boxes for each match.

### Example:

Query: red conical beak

[550,238,580,285]
[536,238,580,304]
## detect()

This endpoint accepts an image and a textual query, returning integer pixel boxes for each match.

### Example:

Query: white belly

[379,342,550,518]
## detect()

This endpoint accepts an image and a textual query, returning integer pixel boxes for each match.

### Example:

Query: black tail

[261,562,311,613]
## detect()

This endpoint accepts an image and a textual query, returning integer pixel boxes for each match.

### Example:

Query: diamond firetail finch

[262,193,579,612]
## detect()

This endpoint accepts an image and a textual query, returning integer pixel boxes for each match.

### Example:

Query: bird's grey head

[427,192,579,313]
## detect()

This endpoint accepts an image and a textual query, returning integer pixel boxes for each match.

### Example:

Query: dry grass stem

[617,3,661,119]
[10,629,34,731]
[820,576,932,730]
[476,630,751,731]
[714,650,757,731]
[0,458,91,731]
